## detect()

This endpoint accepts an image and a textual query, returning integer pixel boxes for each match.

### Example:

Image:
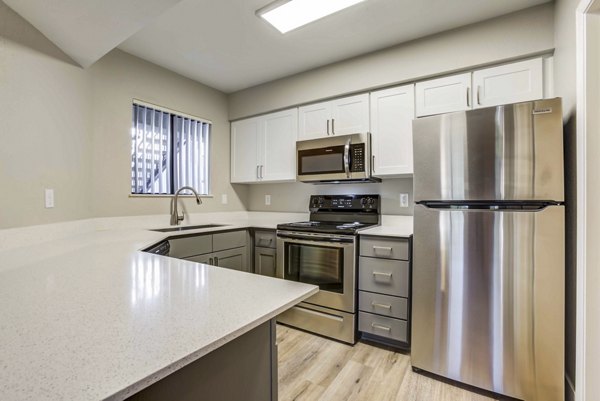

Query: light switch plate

[400,193,409,208]
[221,194,228,204]
[265,195,271,206]
[45,188,54,208]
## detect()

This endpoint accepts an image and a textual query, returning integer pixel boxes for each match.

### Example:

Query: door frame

[576,1,600,400]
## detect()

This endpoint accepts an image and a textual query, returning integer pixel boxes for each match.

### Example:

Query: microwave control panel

[350,144,365,172]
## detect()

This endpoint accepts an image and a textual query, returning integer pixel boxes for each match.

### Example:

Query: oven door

[276,231,356,313]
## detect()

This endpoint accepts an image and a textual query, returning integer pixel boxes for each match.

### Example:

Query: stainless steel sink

[151,224,227,233]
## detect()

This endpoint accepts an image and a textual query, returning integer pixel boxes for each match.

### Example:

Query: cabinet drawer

[254,230,276,249]
[360,237,409,260]
[358,312,407,343]
[213,230,246,252]
[359,257,409,297]
[359,291,408,320]
[169,235,212,258]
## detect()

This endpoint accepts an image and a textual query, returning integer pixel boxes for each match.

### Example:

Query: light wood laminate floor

[277,325,498,401]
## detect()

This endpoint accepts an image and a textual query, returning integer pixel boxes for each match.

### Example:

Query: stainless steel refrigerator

[411,98,565,401]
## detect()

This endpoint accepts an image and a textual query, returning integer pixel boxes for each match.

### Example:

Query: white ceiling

[2,0,183,67]
[119,0,551,93]
[3,0,552,92]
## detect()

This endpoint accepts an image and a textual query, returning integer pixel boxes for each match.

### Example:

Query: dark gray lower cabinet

[358,235,412,349]
[127,319,278,401]
[253,230,277,277]
[213,247,248,272]
[185,246,248,272]
[255,247,276,277]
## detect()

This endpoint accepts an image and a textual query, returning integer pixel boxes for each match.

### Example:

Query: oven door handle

[277,236,354,248]
[343,138,351,178]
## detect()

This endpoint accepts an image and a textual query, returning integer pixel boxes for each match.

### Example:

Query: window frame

[129,99,212,197]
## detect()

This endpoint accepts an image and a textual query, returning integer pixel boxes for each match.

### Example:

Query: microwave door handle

[344,139,351,178]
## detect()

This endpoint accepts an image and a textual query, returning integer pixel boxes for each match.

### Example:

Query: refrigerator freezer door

[412,204,564,401]
[413,98,564,202]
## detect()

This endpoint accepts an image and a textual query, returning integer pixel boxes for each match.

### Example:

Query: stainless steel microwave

[296,133,380,183]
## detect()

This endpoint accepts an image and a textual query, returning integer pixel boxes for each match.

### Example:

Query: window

[131,102,210,195]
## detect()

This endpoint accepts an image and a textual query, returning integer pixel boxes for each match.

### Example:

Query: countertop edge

[106,285,319,401]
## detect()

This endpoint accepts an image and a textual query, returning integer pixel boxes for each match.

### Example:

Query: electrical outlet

[221,194,228,204]
[400,193,409,208]
[45,189,54,208]
[265,194,271,206]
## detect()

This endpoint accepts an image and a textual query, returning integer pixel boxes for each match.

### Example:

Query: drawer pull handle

[372,271,392,278]
[373,246,392,254]
[297,306,344,322]
[371,323,391,332]
[258,238,273,246]
[371,302,391,310]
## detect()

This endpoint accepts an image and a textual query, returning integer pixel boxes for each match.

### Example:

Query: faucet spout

[171,186,202,226]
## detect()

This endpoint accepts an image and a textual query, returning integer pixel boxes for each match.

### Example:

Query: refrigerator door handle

[416,201,560,211]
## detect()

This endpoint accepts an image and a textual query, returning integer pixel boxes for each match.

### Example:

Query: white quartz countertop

[0,212,317,401]
[360,215,413,237]
[0,211,413,400]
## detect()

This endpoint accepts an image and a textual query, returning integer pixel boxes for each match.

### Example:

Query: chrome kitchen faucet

[171,186,202,225]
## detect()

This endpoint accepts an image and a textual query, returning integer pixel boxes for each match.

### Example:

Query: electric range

[275,194,380,344]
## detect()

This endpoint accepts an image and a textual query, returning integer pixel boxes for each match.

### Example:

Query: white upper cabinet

[298,101,331,140]
[415,58,545,117]
[298,94,369,140]
[370,84,415,177]
[231,108,298,184]
[261,109,298,182]
[331,94,370,135]
[415,73,472,117]
[472,58,543,109]
[231,117,260,183]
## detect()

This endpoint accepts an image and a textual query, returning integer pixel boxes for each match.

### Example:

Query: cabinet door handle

[371,323,391,332]
[371,302,392,310]
[326,119,330,135]
[372,271,393,279]
[466,87,470,107]
[260,165,264,179]
[372,155,375,172]
[373,246,392,255]
[256,165,260,179]
[331,118,335,135]
[477,85,481,105]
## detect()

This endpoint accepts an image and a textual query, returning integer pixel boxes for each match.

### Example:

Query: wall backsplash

[245,178,414,215]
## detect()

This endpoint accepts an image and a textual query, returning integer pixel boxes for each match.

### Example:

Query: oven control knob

[367,198,375,206]
[360,198,367,205]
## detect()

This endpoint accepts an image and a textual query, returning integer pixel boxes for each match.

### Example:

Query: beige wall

[580,3,600,400]
[228,3,555,120]
[0,5,248,229]
[247,179,414,216]
[0,3,92,229]
[553,0,579,398]
[88,50,247,218]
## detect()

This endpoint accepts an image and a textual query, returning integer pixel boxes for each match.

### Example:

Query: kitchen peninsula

[0,215,318,401]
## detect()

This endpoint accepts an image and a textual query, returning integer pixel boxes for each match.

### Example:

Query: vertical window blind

[131,103,210,195]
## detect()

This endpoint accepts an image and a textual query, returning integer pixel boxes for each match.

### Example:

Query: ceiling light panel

[257,0,366,34]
